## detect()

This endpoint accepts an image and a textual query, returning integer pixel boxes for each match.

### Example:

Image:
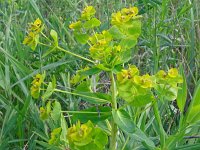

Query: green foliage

[1,0,200,150]
[186,80,200,124]
[50,29,58,47]
[177,68,187,112]
[72,106,111,123]
[112,109,155,148]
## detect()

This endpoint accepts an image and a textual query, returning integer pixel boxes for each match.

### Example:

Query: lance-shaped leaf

[50,29,58,47]
[112,109,155,148]
[42,76,56,102]
[186,80,200,124]
[177,68,187,112]
[71,106,111,123]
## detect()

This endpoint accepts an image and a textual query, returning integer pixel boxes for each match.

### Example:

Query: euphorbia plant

[23,5,200,150]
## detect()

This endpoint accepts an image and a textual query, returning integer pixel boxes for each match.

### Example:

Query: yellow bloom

[111,12,131,25]
[134,74,154,88]
[67,121,93,143]
[117,66,139,84]
[23,32,39,50]
[23,18,43,50]
[28,18,43,33]
[121,7,138,17]
[168,68,178,78]
[89,30,112,44]
[69,21,82,29]
[111,7,139,25]
[81,6,96,20]
[156,70,167,79]
[32,74,43,86]
[128,65,139,77]
[30,74,44,99]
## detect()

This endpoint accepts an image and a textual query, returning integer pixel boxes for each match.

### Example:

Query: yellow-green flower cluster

[67,121,93,144]
[89,30,113,60]
[117,65,139,84]
[81,6,96,20]
[116,65,155,104]
[30,74,44,99]
[154,68,183,101]
[117,67,183,105]
[69,6,98,30]
[117,65,156,89]
[134,74,155,88]
[67,120,108,149]
[111,7,139,26]
[156,68,183,86]
[23,18,43,50]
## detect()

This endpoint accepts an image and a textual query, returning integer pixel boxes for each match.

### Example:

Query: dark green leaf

[72,106,111,123]
[80,67,102,76]
[112,109,155,148]
[186,80,200,124]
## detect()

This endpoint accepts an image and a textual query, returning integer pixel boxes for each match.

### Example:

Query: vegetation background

[0,0,199,149]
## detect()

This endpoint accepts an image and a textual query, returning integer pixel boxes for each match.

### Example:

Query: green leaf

[75,81,91,92]
[186,80,200,124]
[120,37,137,49]
[177,68,187,112]
[109,25,125,39]
[74,82,111,104]
[51,101,61,122]
[130,92,155,107]
[83,18,101,29]
[42,82,55,102]
[112,109,136,133]
[80,67,102,76]
[74,32,89,44]
[120,48,132,63]
[187,105,200,124]
[75,92,111,104]
[127,20,141,37]
[112,109,155,148]
[94,128,108,148]
[175,143,200,150]
[60,114,68,143]
[95,64,111,71]
[155,84,178,101]
[72,106,111,123]
[50,30,58,47]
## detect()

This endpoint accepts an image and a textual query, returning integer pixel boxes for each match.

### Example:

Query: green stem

[110,72,118,150]
[41,32,52,43]
[152,101,166,148]
[54,89,108,103]
[38,42,51,47]
[57,46,95,64]
[61,111,110,114]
